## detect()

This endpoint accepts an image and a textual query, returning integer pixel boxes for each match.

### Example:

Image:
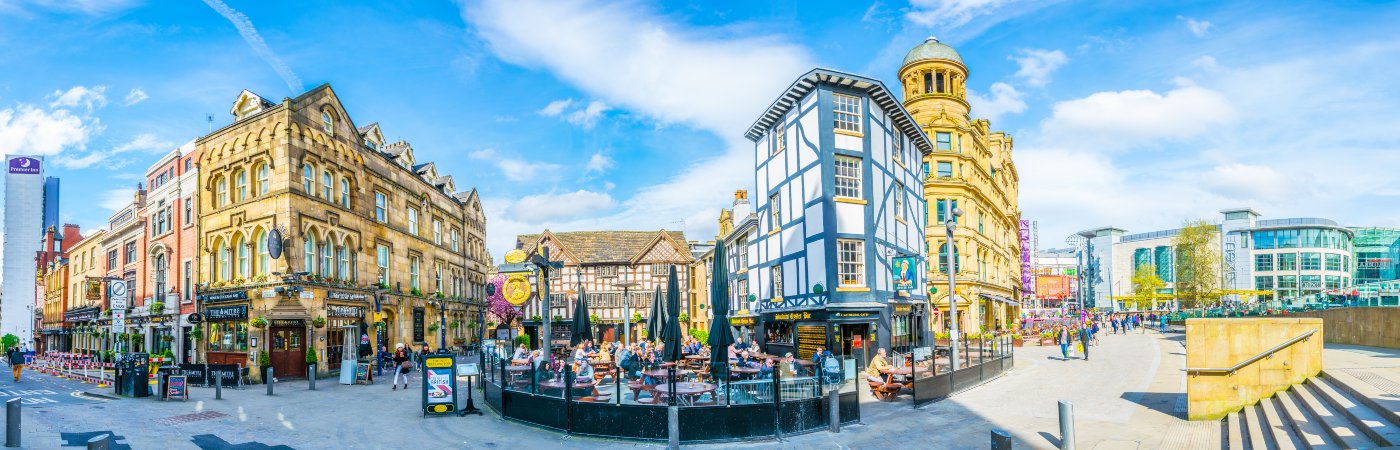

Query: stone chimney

[731,190,751,224]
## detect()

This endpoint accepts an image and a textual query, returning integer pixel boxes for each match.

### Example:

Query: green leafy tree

[1173,219,1221,309]
[1130,264,1166,311]
[1,334,17,350]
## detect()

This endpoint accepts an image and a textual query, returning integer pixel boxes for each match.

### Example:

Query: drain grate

[1338,368,1400,396]
[154,410,229,426]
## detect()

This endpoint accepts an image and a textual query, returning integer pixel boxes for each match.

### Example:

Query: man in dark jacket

[1079,325,1092,361]
[7,347,25,382]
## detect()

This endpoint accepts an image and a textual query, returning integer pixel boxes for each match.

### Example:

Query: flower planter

[1012,336,1024,347]
[934,339,950,346]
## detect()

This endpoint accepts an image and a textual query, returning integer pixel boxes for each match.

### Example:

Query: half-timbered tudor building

[742,68,931,360]
[514,230,692,346]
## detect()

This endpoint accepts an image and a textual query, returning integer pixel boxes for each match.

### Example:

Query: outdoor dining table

[640,368,687,382]
[729,366,760,379]
[880,367,913,385]
[651,382,717,406]
[512,359,530,365]
[537,378,598,391]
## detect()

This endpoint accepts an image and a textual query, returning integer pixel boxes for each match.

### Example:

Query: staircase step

[1323,370,1400,429]
[1291,382,1376,449]
[1227,411,1245,450]
[1307,377,1400,447]
[1246,401,1272,449]
[1261,396,1304,450]
[1275,390,1341,449]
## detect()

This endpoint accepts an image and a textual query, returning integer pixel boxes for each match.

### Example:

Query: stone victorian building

[899,38,1023,332]
[195,85,488,379]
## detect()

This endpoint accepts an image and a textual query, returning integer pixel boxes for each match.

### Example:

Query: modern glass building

[1351,227,1400,286]
[1244,219,1353,304]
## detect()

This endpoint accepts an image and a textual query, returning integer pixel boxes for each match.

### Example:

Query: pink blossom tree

[487,274,520,327]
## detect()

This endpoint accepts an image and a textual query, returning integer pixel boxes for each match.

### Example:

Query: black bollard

[265,367,274,396]
[667,405,679,450]
[215,373,223,400]
[991,428,1012,450]
[308,363,316,391]
[5,398,19,448]
[828,389,841,433]
[86,433,111,450]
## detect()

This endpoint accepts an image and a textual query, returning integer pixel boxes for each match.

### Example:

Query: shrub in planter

[258,350,271,367]
[306,347,318,364]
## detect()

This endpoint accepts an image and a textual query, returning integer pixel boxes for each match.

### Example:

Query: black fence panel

[571,403,668,440]
[912,373,953,406]
[484,378,502,411]
[839,390,860,423]
[176,364,207,386]
[778,398,827,434]
[951,365,982,393]
[503,394,568,431]
[678,404,777,442]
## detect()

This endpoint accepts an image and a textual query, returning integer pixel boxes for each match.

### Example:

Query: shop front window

[208,322,249,352]
[766,321,793,345]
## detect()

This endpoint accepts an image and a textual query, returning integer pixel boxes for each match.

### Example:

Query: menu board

[796,325,826,361]
[413,308,425,343]
[166,376,187,401]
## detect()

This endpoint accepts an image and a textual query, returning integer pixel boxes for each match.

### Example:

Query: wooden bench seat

[868,380,904,401]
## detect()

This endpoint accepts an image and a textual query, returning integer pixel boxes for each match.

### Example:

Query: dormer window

[322,111,334,136]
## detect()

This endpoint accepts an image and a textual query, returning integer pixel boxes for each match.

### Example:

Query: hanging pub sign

[891,256,918,292]
[86,280,103,300]
[267,228,284,260]
[421,354,457,416]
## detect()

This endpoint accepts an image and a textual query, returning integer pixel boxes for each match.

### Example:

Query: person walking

[1079,324,1092,361]
[6,347,24,382]
[391,344,411,390]
[1057,326,1071,361]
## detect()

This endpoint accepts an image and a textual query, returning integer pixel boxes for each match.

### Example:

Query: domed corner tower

[898,37,971,126]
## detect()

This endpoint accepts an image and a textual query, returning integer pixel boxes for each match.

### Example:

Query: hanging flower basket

[312,316,327,328]
[250,317,269,329]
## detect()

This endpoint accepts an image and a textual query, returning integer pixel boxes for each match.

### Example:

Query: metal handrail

[1184,329,1316,375]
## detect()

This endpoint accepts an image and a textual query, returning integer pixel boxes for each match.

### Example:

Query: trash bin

[117,353,150,398]
[155,366,177,399]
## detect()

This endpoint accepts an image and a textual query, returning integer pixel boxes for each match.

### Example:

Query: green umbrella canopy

[647,284,664,342]
[707,242,734,374]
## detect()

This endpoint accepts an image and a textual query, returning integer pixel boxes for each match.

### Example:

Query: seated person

[779,353,797,378]
[866,348,891,384]
[574,360,595,381]
[512,344,529,360]
[758,358,776,379]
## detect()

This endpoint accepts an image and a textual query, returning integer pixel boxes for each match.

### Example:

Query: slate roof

[381,140,412,157]
[517,230,690,264]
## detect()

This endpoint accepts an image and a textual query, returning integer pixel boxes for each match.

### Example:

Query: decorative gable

[230,89,273,120]
[634,233,690,263]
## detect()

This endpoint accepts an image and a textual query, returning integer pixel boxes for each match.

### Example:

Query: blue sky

[1,0,1398,257]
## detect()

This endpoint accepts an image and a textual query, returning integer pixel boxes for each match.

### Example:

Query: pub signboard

[205,305,248,321]
[200,291,249,304]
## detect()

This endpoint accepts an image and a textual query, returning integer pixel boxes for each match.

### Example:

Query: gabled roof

[381,140,412,157]
[517,230,691,265]
[744,68,933,155]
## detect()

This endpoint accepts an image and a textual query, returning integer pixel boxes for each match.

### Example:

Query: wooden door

[270,327,307,379]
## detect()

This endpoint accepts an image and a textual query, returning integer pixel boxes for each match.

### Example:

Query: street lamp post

[944,202,963,369]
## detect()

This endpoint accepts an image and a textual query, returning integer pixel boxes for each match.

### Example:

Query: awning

[980,293,1019,306]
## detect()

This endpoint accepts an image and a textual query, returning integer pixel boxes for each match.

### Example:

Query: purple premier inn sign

[8,157,40,174]
[1020,220,1034,295]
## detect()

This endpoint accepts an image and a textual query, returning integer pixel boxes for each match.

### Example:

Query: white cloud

[905,0,1011,29]
[1040,82,1235,148]
[1011,49,1067,87]
[966,82,1027,121]
[48,86,107,111]
[0,0,139,16]
[1190,56,1220,72]
[466,0,813,255]
[468,148,561,182]
[585,153,613,173]
[1200,163,1293,204]
[201,0,303,94]
[99,188,136,212]
[123,88,149,106]
[0,104,96,156]
[538,99,573,117]
[56,133,175,169]
[1177,16,1212,38]
[504,190,617,223]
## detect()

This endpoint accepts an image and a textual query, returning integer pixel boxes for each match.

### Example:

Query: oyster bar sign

[8,157,40,174]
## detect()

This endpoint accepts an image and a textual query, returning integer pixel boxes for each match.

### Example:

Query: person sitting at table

[779,353,798,378]
[756,358,776,379]
[727,343,739,363]
[574,359,594,381]
[572,343,587,364]
[866,348,891,383]
[512,344,529,361]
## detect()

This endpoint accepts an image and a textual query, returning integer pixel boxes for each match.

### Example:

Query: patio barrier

[910,334,1015,407]
[481,349,860,443]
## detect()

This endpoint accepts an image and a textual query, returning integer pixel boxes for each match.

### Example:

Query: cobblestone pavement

[13,330,1219,449]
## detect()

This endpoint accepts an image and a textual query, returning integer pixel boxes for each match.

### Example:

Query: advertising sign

[890,256,917,292]
[1020,220,1034,294]
[166,376,188,401]
[7,157,40,174]
[86,280,103,300]
[421,354,457,415]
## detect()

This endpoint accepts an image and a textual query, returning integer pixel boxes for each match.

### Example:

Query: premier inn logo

[8,157,40,174]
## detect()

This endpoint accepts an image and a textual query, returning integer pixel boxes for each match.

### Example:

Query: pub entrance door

[269,326,307,379]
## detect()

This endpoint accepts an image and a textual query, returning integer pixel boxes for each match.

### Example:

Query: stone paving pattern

[9,329,1397,449]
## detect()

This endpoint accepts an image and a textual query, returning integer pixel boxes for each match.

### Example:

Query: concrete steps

[1223,372,1400,449]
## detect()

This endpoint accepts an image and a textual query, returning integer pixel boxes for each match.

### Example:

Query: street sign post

[109,281,128,334]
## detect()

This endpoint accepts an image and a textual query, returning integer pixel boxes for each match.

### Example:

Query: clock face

[503,275,531,306]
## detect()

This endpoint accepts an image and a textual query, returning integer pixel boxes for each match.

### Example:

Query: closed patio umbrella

[570,284,593,347]
[647,284,664,342]
[707,243,734,378]
[662,265,683,363]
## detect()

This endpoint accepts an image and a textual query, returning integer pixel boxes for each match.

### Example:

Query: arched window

[214,176,227,207]
[233,169,247,202]
[320,241,332,277]
[255,230,269,276]
[303,234,316,274]
[322,111,334,135]
[340,178,350,208]
[937,243,960,274]
[322,171,332,200]
[303,164,315,194]
[234,235,248,280]
[217,239,231,282]
[255,163,269,195]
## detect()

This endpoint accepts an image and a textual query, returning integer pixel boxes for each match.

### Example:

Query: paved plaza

[8,330,1396,449]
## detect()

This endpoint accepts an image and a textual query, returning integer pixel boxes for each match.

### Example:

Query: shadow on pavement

[191,434,295,450]
[1120,391,1183,419]
[1037,431,1061,448]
